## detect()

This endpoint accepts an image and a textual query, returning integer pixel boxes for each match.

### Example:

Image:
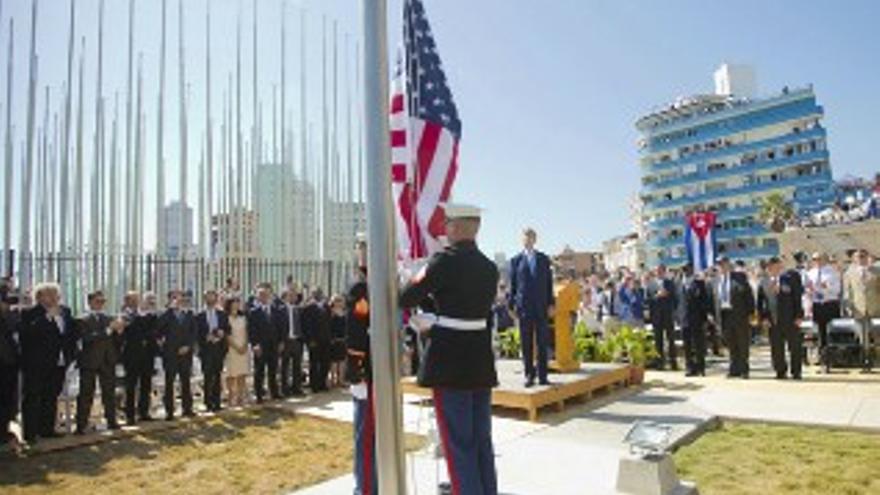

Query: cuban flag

[685,212,717,272]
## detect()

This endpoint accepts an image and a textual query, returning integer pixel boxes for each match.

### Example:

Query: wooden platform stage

[401,360,633,422]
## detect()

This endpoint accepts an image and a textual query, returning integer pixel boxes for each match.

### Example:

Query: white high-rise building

[323,200,366,262]
[254,163,318,261]
[713,63,757,99]
[160,201,194,257]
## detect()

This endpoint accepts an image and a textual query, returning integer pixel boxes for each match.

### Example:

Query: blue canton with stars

[404,0,462,139]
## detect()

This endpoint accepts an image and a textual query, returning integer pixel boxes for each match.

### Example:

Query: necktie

[289,306,295,338]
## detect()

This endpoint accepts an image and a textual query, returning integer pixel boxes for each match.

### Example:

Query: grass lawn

[0,408,424,495]
[674,422,880,495]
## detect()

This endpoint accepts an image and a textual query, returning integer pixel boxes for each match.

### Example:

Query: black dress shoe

[107,422,121,431]
[524,377,535,388]
[792,375,802,380]
[165,415,176,422]
[182,411,197,418]
[775,373,787,380]
[539,379,552,386]
[140,415,154,422]
[291,390,305,397]
[74,428,86,436]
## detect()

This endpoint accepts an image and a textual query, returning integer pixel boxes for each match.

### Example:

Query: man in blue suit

[508,228,555,387]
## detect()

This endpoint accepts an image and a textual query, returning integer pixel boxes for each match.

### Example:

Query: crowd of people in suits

[0,276,352,452]
[572,248,880,379]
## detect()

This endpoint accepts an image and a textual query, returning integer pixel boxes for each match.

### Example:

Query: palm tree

[757,192,796,233]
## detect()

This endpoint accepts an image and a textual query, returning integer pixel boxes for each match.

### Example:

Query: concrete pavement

[293,348,880,495]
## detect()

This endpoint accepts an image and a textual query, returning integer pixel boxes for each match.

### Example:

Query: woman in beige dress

[224,297,249,407]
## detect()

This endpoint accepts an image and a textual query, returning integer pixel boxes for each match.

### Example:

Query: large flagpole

[19,0,39,288]
[3,17,13,276]
[156,0,167,259]
[205,0,213,262]
[362,2,406,492]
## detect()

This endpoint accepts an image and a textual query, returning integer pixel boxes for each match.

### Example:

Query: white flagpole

[362,1,406,492]
[156,0,167,273]
[19,0,39,288]
[205,0,213,262]
[108,93,118,301]
[3,17,13,276]
[59,0,74,282]
[124,0,134,284]
[321,15,327,261]
[179,0,188,277]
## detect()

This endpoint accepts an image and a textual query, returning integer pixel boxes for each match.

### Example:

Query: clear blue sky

[1,0,878,258]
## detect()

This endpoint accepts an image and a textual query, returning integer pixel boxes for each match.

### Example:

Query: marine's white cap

[355,232,367,244]
[444,203,483,220]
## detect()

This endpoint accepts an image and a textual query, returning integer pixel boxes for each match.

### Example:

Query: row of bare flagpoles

[0,0,367,311]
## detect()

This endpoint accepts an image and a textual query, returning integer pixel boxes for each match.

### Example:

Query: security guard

[346,233,376,495]
[400,203,499,495]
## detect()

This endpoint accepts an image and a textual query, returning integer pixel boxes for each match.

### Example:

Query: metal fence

[3,250,355,312]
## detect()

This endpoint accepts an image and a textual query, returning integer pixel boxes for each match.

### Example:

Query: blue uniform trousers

[433,388,497,495]
[353,386,377,495]
[519,316,549,382]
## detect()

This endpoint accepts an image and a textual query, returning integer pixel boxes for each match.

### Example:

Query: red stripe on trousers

[363,385,375,495]
[432,388,462,495]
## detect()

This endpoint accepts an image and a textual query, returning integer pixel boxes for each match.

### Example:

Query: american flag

[390,0,461,260]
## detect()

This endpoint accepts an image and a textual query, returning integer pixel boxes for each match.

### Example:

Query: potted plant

[757,192,796,233]
[612,325,658,385]
[498,327,521,359]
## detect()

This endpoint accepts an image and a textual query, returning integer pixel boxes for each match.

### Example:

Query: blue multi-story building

[636,65,835,267]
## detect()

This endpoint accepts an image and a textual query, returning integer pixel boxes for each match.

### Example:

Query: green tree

[757,192,796,233]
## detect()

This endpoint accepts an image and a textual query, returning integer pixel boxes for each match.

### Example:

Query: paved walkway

[293,348,880,495]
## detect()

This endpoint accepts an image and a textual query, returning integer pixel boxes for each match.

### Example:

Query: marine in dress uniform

[346,233,377,495]
[75,291,124,433]
[400,204,500,495]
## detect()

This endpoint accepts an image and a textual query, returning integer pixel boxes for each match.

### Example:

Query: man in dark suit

[197,290,229,412]
[75,290,124,434]
[0,287,21,448]
[156,290,198,420]
[508,227,555,387]
[713,257,756,378]
[19,283,78,443]
[681,266,712,376]
[301,288,331,393]
[248,284,282,402]
[758,256,805,380]
[275,287,305,397]
[120,291,158,425]
[646,264,678,370]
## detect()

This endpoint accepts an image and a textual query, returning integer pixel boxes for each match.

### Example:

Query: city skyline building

[159,200,194,257]
[636,65,836,267]
[211,208,259,259]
